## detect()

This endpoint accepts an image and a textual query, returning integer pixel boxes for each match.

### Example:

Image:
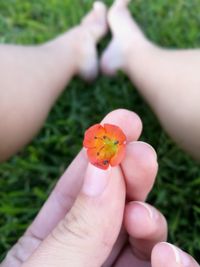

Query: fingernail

[180,251,192,267]
[139,141,157,161]
[134,201,157,220]
[130,141,157,161]
[82,164,110,197]
[163,243,191,267]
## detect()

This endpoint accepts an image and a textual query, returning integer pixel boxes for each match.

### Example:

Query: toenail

[93,1,104,11]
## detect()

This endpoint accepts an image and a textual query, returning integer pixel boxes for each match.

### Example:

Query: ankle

[123,39,158,73]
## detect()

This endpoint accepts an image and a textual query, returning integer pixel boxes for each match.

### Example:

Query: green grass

[0,0,200,262]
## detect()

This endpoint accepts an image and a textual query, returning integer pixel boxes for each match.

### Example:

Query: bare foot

[44,1,108,81]
[101,0,151,75]
[101,0,200,161]
[77,1,108,80]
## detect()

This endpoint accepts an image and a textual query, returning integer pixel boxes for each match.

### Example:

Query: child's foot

[77,1,108,80]
[101,0,150,75]
[46,1,108,81]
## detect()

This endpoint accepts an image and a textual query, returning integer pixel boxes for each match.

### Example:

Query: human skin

[0,1,199,265]
[0,1,107,162]
[1,109,198,267]
[101,0,200,161]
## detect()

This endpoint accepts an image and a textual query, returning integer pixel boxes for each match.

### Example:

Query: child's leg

[101,0,200,160]
[0,2,107,162]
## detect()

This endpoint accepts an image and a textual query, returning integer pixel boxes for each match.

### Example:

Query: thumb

[23,163,126,267]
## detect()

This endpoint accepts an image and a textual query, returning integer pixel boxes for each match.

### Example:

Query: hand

[2,109,198,267]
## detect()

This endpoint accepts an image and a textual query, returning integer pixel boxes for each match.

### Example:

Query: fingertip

[130,141,157,160]
[101,109,143,142]
[152,242,199,267]
[125,141,158,166]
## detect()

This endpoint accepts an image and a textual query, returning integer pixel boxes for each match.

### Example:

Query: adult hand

[2,109,198,267]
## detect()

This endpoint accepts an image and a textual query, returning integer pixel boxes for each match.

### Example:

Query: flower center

[95,135,119,160]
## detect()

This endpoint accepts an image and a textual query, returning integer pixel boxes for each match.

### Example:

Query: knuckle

[2,234,41,265]
[50,201,115,254]
[51,202,93,246]
[62,208,91,240]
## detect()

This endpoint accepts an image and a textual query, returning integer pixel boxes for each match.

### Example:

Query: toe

[81,1,108,42]
[78,2,108,80]
[108,0,142,39]
[100,0,137,75]
[113,0,131,8]
[93,1,107,14]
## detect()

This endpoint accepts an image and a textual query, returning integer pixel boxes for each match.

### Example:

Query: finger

[1,149,88,267]
[106,117,156,266]
[152,242,199,267]
[96,108,143,267]
[124,201,167,260]
[121,141,158,201]
[23,164,126,267]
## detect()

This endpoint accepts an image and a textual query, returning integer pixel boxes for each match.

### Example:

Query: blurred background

[0,0,200,262]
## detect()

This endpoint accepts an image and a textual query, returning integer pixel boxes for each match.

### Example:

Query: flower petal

[87,148,110,170]
[104,124,126,144]
[83,124,105,148]
[110,145,126,166]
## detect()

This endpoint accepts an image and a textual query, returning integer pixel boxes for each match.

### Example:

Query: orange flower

[83,123,127,170]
